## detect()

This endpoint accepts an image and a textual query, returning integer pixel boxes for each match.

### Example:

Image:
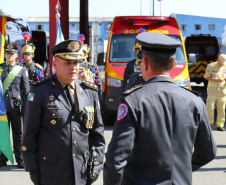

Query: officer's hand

[87,170,100,185]
[79,67,88,81]
[29,170,42,185]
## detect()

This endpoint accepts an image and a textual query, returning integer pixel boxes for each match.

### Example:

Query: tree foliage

[0,9,10,17]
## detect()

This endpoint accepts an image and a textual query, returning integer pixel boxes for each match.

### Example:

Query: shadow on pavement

[104,126,113,131]
[217,145,226,148]
[197,168,226,172]
[215,156,226,160]
[0,165,25,172]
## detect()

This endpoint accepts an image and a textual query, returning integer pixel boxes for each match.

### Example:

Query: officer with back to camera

[0,43,29,168]
[103,32,217,185]
[21,42,45,86]
[204,54,226,131]
[22,40,105,185]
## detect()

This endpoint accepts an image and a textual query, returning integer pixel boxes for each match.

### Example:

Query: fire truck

[97,16,196,125]
[0,16,48,67]
[185,34,219,86]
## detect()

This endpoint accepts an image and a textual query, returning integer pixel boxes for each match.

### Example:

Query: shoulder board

[16,63,23,66]
[32,77,48,87]
[123,84,143,95]
[83,80,99,91]
[35,63,44,70]
[129,72,139,77]
[180,86,201,96]
[127,58,136,63]
[88,63,97,67]
[210,62,217,67]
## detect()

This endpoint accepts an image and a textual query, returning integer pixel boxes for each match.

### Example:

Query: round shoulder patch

[117,103,128,121]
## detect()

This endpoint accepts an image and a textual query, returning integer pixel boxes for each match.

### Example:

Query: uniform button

[6,95,8,97]
[7,88,9,90]
[72,116,74,119]
[43,157,46,160]
[52,113,55,116]
[73,154,75,157]
[33,74,35,76]
[73,141,77,145]
[72,128,76,131]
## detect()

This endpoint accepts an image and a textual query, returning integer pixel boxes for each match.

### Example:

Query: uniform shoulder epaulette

[16,63,23,66]
[32,77,48,86]
[88,63,97,67]
[123,84,143,95]
[35,63,44,70]
[83,80,99,91]
[129,72,139,77]
[180,86,201,96]
[127,58,136,63]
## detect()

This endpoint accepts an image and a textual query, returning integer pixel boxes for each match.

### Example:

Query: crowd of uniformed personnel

[0,31,223,185]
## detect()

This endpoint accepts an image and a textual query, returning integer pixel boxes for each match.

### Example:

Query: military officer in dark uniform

[122,41,141,90]
[21,43,45,86]
[124,51,145,91]
[81,44,103,101]
[22,40,105,185]
[0,43,29,168]
[104,32,217,185]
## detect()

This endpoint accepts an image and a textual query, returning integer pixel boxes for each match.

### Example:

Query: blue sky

[1,0,226,20]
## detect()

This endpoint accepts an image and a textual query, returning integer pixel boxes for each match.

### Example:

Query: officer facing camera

[0,43,29,168]
[104,32,217,185]
[21,42,45,86]
[22,40,105,185]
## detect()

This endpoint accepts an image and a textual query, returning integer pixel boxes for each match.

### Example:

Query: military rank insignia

[117,103,128,121]
[84,106,94,129]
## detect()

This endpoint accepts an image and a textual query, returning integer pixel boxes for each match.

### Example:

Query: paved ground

[0,126,225,185]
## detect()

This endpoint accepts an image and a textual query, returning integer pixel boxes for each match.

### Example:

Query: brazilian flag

[0,73,14,164]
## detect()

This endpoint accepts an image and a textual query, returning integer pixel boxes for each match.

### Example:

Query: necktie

[65,85,74,107]
[7,65,12,73]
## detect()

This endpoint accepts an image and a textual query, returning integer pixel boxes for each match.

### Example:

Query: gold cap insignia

[7,44,13,49]
[67,41,81,52]
[51,120,56,125]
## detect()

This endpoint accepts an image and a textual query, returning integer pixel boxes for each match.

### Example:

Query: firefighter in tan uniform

[204,54,226,131]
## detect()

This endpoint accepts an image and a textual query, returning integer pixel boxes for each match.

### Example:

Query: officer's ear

[52,58,57,70]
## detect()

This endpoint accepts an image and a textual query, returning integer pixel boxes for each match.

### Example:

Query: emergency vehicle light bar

[121,16,170,26]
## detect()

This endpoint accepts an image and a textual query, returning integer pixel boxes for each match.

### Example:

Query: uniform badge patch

[28,93,35,101]
[117,103,128,121]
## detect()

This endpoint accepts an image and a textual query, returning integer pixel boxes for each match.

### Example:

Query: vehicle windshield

[220,36,226,54]
[5,33,26,61]
[109,34,185,64]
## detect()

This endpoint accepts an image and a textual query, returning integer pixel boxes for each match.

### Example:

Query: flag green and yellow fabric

[0,71,14,164]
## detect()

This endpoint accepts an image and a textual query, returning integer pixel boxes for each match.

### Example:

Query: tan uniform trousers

[206,95,226,127]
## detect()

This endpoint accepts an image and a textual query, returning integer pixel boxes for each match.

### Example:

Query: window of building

[181,24,187,31]
[208,24,215,30]
[36,24,43,30]
[194,24,201,30]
